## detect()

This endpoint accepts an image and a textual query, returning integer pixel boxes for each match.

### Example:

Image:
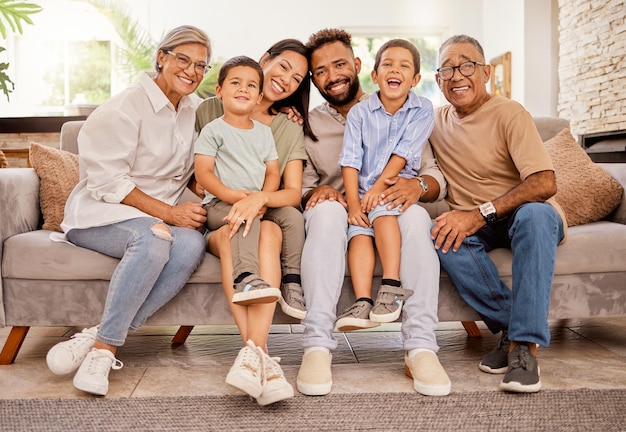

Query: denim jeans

[301,200,440,352]
[437,202,564,347]
[67,217,206,346]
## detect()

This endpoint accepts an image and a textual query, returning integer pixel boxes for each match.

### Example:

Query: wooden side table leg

[461,321,482,337]
[0,326,30,365]
[172,325,194,344]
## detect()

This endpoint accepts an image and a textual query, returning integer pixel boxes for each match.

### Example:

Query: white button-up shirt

[61,72,201,232]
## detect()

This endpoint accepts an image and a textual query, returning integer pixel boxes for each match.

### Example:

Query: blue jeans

[67,217,206,346]
[437,203,564,347]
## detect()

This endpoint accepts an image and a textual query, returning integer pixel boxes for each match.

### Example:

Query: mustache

[324,77,350,92]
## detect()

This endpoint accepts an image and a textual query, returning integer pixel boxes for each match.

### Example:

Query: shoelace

[86,351,123,377]
[509,346,531,370]
[239,340,261,375]
[256,346,284,383]
[65,328,97,349]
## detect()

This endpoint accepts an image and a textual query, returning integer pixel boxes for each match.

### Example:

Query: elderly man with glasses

[429,35,566,394]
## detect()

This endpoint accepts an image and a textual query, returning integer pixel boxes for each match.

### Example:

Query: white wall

[126,0,485,62]
[2,0,561,116]
[482,0,559,116]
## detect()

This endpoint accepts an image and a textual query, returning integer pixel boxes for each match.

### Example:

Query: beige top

[430,95,567,234]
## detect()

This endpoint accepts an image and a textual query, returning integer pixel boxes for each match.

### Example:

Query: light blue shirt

[339,91,434,196]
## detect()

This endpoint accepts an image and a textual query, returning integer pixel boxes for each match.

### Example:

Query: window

[349,31,444,107]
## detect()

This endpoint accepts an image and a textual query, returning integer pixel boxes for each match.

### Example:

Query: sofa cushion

[28,143,79,232]
[545,129,624,226]
[1,230,223,283]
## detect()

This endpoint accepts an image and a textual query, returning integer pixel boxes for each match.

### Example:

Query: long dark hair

[262,39,317,141]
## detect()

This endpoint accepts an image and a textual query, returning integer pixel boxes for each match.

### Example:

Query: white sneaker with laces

[225,340,263,398]
[46,326,99,375]
[256,347,294,406]
[72,348,123,396]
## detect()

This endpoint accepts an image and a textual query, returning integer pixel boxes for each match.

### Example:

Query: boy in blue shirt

[337,39,434,331]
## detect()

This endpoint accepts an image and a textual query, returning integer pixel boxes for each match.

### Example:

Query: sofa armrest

[0,168,40,326]
[600,163,626,224]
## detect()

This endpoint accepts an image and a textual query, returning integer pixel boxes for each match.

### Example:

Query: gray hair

[438,35,485,62]
[156,25,212,72]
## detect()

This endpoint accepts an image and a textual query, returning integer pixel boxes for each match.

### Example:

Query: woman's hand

[222,191,268,238]
[168,201,207,228]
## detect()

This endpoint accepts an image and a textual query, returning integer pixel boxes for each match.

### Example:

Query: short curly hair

[305,28,353,54]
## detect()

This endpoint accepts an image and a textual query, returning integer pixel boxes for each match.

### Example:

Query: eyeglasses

[166,50,211,75]
[436,61,485,81]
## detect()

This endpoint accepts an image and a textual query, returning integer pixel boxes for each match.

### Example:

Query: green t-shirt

[195,97,307,176]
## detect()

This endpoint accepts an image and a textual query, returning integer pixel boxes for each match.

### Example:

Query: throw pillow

[544,129,623,226]
[29,142,79,232]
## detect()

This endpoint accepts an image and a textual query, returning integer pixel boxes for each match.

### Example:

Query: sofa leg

[0,326,30,365]
[461,321,482,337]
[172,326,194,344]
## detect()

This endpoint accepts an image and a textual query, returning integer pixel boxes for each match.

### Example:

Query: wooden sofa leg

[461,321,482,337]
[172,326,194,345]
[0,326,30,365]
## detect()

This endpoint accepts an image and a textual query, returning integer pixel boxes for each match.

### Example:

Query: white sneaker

[72,348,123,396]
[256,347,294,406]
[225,340,263,398]
[46,326,99,375]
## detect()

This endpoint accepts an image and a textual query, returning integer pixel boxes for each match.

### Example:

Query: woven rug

[1,389,625,432]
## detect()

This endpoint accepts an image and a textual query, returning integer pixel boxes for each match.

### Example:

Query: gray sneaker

[335,300,380,332]
[279,282,306,320]
[232,274,280,305]
[479,330,510,374]
[499,344,542,393]
[369,285,413,323]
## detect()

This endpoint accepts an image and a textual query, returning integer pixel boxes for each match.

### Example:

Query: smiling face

[372,46,420,111]
[215,65,263,117]
[155,42,209,108]
[310,41,362,109]
[436,41,491,118]
[259,50,308,103]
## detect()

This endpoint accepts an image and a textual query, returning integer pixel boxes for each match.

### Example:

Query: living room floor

[2,317,626,399]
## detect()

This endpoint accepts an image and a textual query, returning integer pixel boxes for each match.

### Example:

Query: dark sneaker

[369,285,413,323]
[232,274,280,305]
[335,300,380,332]
[499,344,542,393]
[479,330,510,374]
[279,282,306,320]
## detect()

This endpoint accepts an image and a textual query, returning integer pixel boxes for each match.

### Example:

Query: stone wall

[558,0,626,136]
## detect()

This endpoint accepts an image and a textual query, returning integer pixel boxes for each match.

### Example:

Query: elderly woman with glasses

[45,25,212,396]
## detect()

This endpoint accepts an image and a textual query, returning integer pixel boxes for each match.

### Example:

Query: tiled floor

[1,317,626,399]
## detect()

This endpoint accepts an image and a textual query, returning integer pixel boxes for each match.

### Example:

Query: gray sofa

[2,117,626,364]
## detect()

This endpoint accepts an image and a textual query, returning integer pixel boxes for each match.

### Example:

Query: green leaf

[0,0,42,36]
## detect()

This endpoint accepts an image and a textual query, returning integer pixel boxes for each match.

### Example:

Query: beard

[320,75,361,107]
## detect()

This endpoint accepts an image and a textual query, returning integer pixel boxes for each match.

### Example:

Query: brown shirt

[430,95,567,234]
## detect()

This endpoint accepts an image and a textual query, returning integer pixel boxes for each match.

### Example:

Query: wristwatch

[479,201,497,225]
[416,176,429,194]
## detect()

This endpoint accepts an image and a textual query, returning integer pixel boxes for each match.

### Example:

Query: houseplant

[0,0,42,101]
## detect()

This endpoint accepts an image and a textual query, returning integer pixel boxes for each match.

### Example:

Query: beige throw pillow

[544,129,623,226]
[29,142,79,232]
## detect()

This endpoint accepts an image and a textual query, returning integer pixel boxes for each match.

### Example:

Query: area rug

[1,388,625,432]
